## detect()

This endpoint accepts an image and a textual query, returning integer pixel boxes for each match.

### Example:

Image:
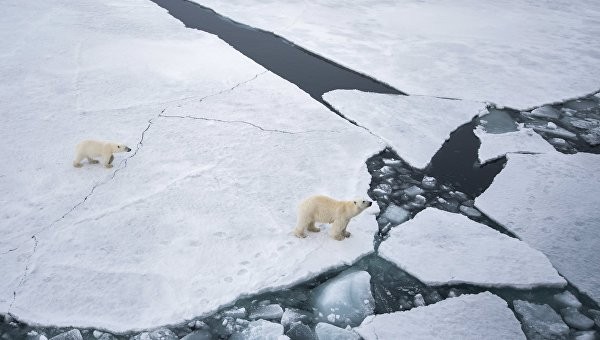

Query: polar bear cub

[294,195,372,241]
[73,140,131,168]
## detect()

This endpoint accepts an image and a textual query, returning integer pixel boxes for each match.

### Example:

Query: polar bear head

[352,199,372,211]
[112,143,132,153]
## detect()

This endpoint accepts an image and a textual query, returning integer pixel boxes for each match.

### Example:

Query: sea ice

[131,328,178,340]
[379,204,410,226]
[280,308,312,329]
[229,320,284,340]
[49,330,83,340]
[248,304,283,321]
[553,291,582,309]
[311,270,375,328]
[560,307,595,330]
[512,300,569,340]
[476,153,600,303]
[314,323,360,340]
[525,106,561,119]
[420,176,436,189]
[0,4,384,329]
[458,205,482,218]
[192,0,600,108]
[573,331,598,340]
[284,323,314,340]
[474,126,555,163]
[355,292,525,340]
[378,209,566,288]
[324,91,486,168]
[478,108,518,134]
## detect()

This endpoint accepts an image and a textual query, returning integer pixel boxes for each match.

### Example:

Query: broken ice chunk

[525,106,561,119]
[413,293,425,307]
[230,320,284,340]
[223,307,247,319]
[527,123,577,140]
[311,270,375,327]
[553,291,582,309]
[582,127,600,146]
[249,304,283,321]
[560,307,595,330]
[380,204,410,226]
[372,183,392,196]
[588,309,600,327]
[573,331,598,340]
[404,185,424,197]
[130,328,178,340]
[314,323,360,340]
[49,330,83,340]
[450,191,469,201]
[513,300,569,340]
[280,308,312,329]
[548,138,568,147]
[436,197,459,212]
[181,330,213,340]
[459,205,482,218]
[421,176,437,189]
[547,122,557,129]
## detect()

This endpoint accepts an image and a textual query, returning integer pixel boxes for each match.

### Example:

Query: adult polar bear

[73,140,131,168]
[294,195,372,240]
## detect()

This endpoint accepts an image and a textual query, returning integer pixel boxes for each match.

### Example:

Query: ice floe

[324,90,486,168]
[355,292,525,340]
[0,0,384,330]
[512,300,570,340]
[476,153,600,303]
[193,0,600,108]
[474,126,556,162]
[378,209,565,288]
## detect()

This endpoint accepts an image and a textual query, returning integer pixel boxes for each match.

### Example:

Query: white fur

[294,195,372,241]
[73,140,131,168]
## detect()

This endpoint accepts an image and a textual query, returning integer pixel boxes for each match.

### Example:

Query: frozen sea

[1,0,600,339]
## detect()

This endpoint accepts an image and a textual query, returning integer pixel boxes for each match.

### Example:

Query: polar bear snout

[125,147,132,152]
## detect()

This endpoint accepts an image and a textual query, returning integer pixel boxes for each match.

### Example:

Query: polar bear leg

[102,153,114,168]
[330,219,349,241]
[294,216,312,238]
[73,153,85,167]
[86,157,99,164]
[307,222,320,232]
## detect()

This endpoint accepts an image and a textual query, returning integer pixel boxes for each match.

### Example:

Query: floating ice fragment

[230,320,284,340]
[380,204,410,226]
[547,122,557,129]
[513,300,569,340]
[582,127,600,146]
[553,291,582,309]
[451,191,469,201]
[588,309,600,327]
[548,137,568,146]
[459,205,482,218]
[314,322,360,340]
[285,322,315,340]
[528,123,577,140]
[413,293,425,307]
[404,185,424,197]
[280,308,312,329]
[479,109,518,134]
[49,330,83,340]
[181,330,213,340]
[561,307,595,330]
[573,331,598,340]
[249,304,283,321]
[421,176,437,189]
[223,307,247,319]
[526,106,560,119]
[311,270,375,327]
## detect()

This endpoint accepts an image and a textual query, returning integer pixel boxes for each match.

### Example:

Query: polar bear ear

[353,201,357,205]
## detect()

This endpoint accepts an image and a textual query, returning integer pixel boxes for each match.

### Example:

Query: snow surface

[324,90,486,168]
[474,125,556,162]
[0,0,384,331]
[477,153,600,303]
[193,0,600,109]
[354,292,526,340]
[378,209,565,289]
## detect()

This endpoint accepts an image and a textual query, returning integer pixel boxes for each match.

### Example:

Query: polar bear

[294,195,372,241]
[73,140,131,168]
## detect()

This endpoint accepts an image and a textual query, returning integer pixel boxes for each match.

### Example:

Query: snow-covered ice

[474,126,556,163]
[314,323,360,340]
[553,291,582,309]
[512,300,570,340]
[311,270,375,328]
[324,90,486,168]
[378,209,566,288]
[355,292,526,340]
[379,204,410,226]
[193,0,600,109]
[48,330,83,340]
[248,305,283,321]
[0,0,385,330]
[476,153,600,303]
